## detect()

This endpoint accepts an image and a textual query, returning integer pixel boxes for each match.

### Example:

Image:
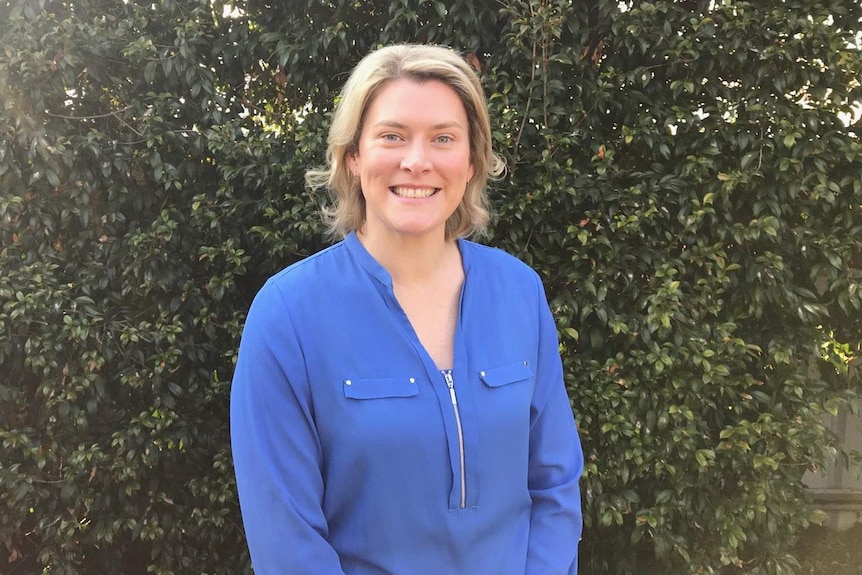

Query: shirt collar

[344,231,393,288]
[343,231,473,289]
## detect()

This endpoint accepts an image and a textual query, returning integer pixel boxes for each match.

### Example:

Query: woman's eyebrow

[372,120,466,131]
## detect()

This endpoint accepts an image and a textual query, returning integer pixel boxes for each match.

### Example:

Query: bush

[1,0,860,573]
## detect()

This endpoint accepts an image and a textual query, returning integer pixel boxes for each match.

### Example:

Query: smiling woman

[307,44,504,241]
[347,78,475,249]
[230,44,584,575]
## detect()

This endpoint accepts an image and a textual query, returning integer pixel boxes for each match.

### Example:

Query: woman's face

[348,78,475,243]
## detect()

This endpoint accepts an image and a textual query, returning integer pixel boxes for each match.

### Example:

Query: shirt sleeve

[230,282,347,575]
[525,274,585,575]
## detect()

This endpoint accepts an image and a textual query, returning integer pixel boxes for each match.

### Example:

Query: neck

[357,229,459,285]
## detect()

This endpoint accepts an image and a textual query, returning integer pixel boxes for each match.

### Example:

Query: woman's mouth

[390,186,438,199]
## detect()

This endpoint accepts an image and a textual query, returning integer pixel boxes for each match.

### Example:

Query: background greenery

[1,0,861,573]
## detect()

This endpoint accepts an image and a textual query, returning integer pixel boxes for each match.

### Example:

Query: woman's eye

[382,134,400,142]
[435,135,453,144]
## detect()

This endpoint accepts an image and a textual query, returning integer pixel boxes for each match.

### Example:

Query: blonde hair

[306,44,505,240]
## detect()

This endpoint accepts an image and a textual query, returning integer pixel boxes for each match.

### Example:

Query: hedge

[1,0,860,573]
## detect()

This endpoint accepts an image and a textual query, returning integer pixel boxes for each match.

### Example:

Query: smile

[390,186,439,199]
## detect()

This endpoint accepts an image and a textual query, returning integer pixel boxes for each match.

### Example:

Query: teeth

[391,187,437,198]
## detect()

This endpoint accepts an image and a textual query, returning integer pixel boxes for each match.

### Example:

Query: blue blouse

[230,232,583,574]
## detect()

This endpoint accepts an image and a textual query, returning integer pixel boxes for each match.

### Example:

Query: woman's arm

[230,283,347,575]
[525,275,585,575]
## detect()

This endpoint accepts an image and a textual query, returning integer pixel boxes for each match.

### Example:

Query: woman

[230,44,583,574]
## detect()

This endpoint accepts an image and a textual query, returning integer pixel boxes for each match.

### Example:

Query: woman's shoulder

[459,238,542,282]
[267,240,348,286]
[251,240,351,309]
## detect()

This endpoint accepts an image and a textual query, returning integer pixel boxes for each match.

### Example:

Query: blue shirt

[231,232,583,574]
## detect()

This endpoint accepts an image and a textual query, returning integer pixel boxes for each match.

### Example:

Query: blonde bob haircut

[306,44,505,240]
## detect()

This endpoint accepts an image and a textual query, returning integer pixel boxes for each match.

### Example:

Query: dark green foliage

[1,0,860,573]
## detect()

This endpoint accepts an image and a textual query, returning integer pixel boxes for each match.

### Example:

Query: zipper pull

[443,370,457,403]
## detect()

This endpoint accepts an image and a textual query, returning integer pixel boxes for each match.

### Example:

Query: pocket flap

[479,361,534,388]
[343,377,420,399]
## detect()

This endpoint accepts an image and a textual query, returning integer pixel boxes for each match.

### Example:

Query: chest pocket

[478,360,534,388]
[343,377,420,400]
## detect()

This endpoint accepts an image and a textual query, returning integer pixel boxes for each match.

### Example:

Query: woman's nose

[400,141,432,173]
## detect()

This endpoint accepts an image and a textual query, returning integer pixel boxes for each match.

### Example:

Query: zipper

[442,369,466,509]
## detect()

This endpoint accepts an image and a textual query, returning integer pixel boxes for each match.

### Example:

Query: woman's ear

[346,151,359,178]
